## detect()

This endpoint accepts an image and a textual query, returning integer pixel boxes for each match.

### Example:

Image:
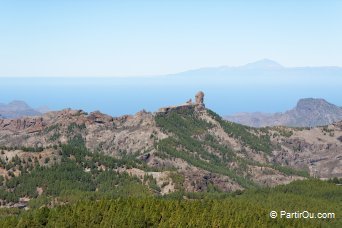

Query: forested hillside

[0,180,341,227]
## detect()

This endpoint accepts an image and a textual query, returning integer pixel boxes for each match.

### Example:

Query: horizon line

[0,59,341,78]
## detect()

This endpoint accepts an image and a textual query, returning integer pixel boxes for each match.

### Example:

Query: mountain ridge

[0,100,43,119]
[167,59,342,76]
[0,92,340,197]
[225,98,342,127]
[240,59,284,69]
[0,92,341,215]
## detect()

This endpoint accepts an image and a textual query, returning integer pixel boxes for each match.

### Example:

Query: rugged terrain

[0,93,341,205]
[225,98,342,127]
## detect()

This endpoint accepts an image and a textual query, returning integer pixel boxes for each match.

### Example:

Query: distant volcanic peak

[295,98,333,110]
[0,100,42,118]
[7,100,32,110]
[242,59,284,69]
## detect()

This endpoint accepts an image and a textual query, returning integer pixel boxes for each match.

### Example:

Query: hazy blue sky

[0,0,341,76]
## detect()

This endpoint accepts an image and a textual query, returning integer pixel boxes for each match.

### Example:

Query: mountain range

[225,98,342,127]
[0,92,341,199]
[165,59,342,82]
[0,101,47,119]
[0,90,341,226]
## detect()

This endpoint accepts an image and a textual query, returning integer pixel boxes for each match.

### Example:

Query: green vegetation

[67,123,86,134]
[270,163,309,178]
[169,172,185,191]
[155,108,308,190]
[155,108,256,188]
[143,175,161,193]
[328,177,342,185]
[44,124,59,133]
[0,110,340,227]
[0,180,340,227]
[0,146,44,152]
[207,109,273,154]
[0,138,153,204]
[5,159,95,199]
[207,109,310,178]
[273,127,294,138]
[20,147,44,152]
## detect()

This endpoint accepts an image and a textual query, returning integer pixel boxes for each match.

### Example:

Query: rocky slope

[225,98,342,127]
[0,93,341,195]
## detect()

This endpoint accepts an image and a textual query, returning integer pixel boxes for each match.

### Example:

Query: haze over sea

[1,1,341,117]
[2,60,342,117]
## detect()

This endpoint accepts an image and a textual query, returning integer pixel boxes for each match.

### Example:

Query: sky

[0,0,341,77]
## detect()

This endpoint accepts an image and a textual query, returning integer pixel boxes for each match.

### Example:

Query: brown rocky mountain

[225,98,342,127]
[0,100,42,119]
[0,93,341,194]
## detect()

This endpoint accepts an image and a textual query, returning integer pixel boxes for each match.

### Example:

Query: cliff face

[0,105,341,193]
[225,98,342,127]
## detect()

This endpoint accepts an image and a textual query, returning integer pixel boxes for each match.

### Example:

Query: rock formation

[195,91,204,105]
[195,91,205,109]
[158,91,205,113]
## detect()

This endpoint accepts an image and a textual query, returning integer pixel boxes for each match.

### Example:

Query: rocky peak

[295,98,336,111]
[87,111,113,124]
[158,91,206,113]
[242,59,284,69]
[225,98,342,127]
[195,91,204,105]
[136,109,150,117]
[7,100,31,110]
[0,100,42,119]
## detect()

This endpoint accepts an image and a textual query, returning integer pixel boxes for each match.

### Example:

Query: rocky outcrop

[0,117,45,133]
[195,91,204,106]
[195,91,205,110]
[0,108,167,156]
[158,91,205,113]
[87,111,113,124]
